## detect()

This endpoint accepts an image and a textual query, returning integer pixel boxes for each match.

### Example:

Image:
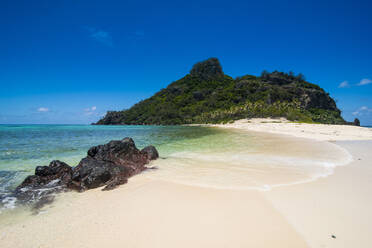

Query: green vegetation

[96,58,346,125]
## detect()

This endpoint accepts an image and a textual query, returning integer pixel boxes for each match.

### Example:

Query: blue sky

[0,0,371,125]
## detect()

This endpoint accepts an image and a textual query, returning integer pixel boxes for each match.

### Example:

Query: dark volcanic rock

[35,166,52,177]
[14,160,72,207]
[86,137,148,170]
[71,157,131,191]
[17,160,72,190]
[346,118,361,126]
[353,118,360,126]
[102,173,129,191]
[71,137,158,190]
[14,138,159,208]
[141,145,159,160]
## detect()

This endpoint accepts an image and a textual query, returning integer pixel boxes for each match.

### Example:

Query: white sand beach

[1,119,372,248]
[265,140,372,248]
[209,118,372,141]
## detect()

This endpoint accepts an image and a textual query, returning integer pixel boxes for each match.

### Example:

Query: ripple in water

[0,124,352,213]
[147,129,352,190]
[0,124,220,212]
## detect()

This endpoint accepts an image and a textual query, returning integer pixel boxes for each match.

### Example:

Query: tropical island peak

[95,58,355,126]
[190,57,224,81]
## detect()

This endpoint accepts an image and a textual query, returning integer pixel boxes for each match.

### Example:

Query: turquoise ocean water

[0,124,220,205]
[0,124,352,213]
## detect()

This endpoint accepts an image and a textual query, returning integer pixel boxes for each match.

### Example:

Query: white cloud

[352,106,372,116]
[357,78,372,86]
[84,27,113,47]
[84,106,97,112]
[338,81,349,88]
[339,78,372,88]
[84,106,97,116]
[37,107,49,112]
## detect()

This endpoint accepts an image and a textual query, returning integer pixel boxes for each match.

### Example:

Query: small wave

[0,174,64,214]
[1,196,17,209]
[147,140,354,191]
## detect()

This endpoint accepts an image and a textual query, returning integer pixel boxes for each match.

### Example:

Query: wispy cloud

[84,106,96,112]
[352,106,372,116]
[84,27,113,47]
[37,107,49,112]
[84,106,97,116]
[357,78,372,86]
[338,81,349,88]
[339,78,372,88]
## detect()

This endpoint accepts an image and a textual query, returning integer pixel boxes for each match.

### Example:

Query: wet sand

[264,140,372,248]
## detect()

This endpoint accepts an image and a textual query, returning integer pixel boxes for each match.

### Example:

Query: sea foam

[147,133,354,191]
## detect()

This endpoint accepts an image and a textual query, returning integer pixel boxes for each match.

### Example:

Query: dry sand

[0,176,308,248]
[210,118,372,141]
[1,119,372,248]
[265,140,372,248]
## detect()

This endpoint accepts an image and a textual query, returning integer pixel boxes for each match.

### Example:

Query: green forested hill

[95,58,345,125]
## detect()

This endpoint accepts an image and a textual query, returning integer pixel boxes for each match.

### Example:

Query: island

[95,58,358,126]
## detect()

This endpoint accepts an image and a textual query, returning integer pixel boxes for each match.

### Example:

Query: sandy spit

[206,118,372,141]
[1,119,372,248]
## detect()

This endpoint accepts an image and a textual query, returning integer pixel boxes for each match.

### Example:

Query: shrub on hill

[96,58,345,125]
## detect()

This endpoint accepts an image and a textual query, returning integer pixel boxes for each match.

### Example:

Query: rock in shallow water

[14,137,158,206]
[16,160,72,191]
[141,145,159,161]
[71,157,131,191]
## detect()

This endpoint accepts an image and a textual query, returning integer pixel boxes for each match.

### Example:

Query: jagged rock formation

[14,138,158,207]
[71,137,155,191]
[96,58,346,125]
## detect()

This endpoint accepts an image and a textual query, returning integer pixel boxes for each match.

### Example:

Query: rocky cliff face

[260,71,339,112]
[96,58,346,125]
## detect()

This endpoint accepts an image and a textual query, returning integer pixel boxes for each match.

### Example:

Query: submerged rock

[14,160,72,205]
[19,160,72,189]
[14,138,158,207]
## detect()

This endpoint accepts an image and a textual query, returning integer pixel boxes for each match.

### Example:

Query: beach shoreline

[1,119,372,248]
[264,140,372,248]
[204,118,372,141]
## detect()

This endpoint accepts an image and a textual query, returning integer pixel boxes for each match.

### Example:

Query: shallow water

[0,124,351,213]
[146,129,352,190]
[0,125,219,211]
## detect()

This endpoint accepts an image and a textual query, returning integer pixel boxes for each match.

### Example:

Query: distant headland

[95,58,358,126]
